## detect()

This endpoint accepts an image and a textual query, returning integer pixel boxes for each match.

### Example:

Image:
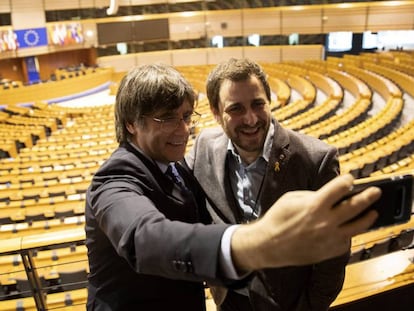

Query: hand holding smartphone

[341,174,413,230]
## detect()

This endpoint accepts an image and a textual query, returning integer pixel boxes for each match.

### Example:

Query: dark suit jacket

[85,142,235,311]
[185,120,349,311]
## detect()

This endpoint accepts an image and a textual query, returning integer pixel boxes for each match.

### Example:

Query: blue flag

[15,28,48,48]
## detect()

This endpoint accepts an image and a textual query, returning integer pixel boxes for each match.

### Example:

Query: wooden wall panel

[137,50,173,66]
[243,8,281,36]
[11,0,44,28]
[172,48,207,66]
[0,1,11,12]
[0,48,97,83]
[98,53,137,72]
[204,10,243,38]
[0,58,24,82]
[206,46,244,65]
[169,13,206,41]
[37,49,96,81]
[281,6,323,35]
[281,45,324,62]
[367,3,414,31]
[244,46,282,63]
[44,0,106,10]
[44,0,204,10]
[322,5,368,33]
[137,51,173,69]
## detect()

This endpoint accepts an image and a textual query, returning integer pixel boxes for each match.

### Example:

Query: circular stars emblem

[24,29,40,46]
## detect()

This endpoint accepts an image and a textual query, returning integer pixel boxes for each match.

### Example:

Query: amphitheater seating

[0,67,113,106]
[339,116,414,177]
[349,215,414,263]
[0,227,87,307]
[0,120,50,158]
[266,76,291,107]
[266,65,317,102]
[364,62,414,98]
[303,98,372,139]
[0,215,85,239]
[0,288,87,311]
[0,54,413,310]
[269,63,344,130]
[371,154,414,176]
[0,102,115,233]
[281,98,340,130]
[270,68,317,122]
[325,97,402,155]
[290,64,373,139]
[0,178,91,202]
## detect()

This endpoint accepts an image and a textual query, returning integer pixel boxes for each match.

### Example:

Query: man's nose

[243,109,258,125]
[176,118,191,133]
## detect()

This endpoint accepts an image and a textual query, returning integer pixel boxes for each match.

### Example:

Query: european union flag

[15,28,48,48]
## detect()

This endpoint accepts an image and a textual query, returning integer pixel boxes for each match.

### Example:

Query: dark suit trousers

[219,290,253,311]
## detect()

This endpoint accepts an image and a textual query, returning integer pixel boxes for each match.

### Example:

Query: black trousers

[218,290,253,311]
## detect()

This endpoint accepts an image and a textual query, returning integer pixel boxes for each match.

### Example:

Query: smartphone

[342,174,413,230]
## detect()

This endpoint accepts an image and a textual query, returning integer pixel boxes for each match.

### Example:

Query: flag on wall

[48,23,84,46]
[15,28,48,49]
[0,29,17,51]
[25,56,40,83]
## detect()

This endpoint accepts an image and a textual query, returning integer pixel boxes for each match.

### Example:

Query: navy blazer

[185,120,349,311]
[85,142,234,310]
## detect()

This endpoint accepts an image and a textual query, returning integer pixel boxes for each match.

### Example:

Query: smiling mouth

[168,141,186,146]
[240,127,260,135]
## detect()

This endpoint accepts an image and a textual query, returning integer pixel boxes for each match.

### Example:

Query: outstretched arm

[230,174,381,271]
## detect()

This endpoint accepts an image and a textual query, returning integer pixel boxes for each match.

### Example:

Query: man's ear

[214,114,221,124]
[126,122,136,135]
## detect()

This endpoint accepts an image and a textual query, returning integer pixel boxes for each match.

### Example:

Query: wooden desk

[332,249,414,308]
[351,216,414,253]
[0,236,22,255]
[20,228,85,250]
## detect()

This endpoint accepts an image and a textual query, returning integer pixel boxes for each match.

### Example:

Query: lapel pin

[274,153,286,173]
[274,161,280,172]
